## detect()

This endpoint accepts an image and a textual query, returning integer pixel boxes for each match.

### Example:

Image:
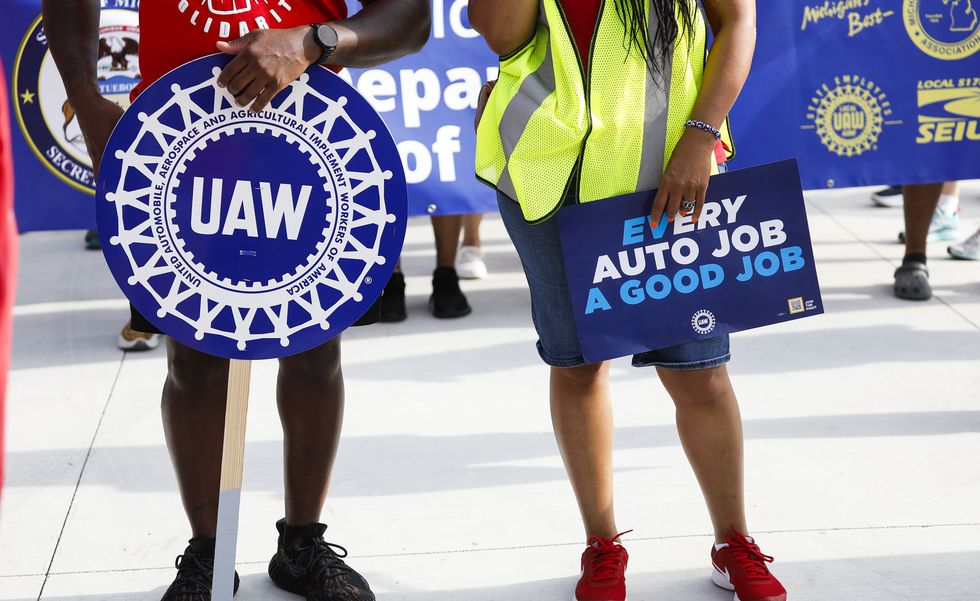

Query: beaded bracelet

[684,119,722,140]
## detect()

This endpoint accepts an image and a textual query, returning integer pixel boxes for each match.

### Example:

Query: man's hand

[649,129,717,228]
[216,26,320,114]
[75,95,125,177]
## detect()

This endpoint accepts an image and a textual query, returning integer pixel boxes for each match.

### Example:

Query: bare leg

[551,362,619,541]
[162,339,230,539]
[462,213,484,248]
[942,181,960,196]
[903,183,943,256]
[277,338,345,525]
[431,214,462,268]
[657,365,746,542]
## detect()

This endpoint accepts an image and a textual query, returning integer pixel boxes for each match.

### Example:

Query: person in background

[378,212,485,322]
[948,223,979,261]
[457,213,488,279]
[873,182,961,242]
[471,1,787,601]
[43,2,430,600]
[0,60,17,499]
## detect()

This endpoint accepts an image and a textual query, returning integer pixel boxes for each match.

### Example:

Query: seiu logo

[190,177,312,240]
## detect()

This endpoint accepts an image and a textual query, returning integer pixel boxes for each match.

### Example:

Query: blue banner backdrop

[556,160,824,364]
[3,0,141,233]
[341,0,499,217]
[729,0,980,189]
[5,1,980,231]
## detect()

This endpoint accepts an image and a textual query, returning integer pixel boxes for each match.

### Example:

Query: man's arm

[41,0,123,174]
[217,0,431,112]
[468,0,538,57]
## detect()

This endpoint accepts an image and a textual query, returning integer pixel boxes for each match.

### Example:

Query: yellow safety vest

[476,0,733,223]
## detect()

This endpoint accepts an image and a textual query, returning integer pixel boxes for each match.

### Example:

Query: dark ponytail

[613,0,695,80]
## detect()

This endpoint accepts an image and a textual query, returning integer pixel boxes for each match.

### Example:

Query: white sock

[715,542,729,551]
[937,194,959,216]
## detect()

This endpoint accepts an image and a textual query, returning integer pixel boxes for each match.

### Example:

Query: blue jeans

[498,192,731,369]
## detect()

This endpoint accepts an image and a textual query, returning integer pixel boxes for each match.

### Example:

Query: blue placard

[96,54,408,360]
[556,160,823,364]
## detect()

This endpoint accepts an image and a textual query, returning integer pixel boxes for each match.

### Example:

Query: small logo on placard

[904,0,980,60]
[691,309,716,335]
[13,9,140,193]
[97,56,407,359]
[805,75,897,157]
[788,297,806,315]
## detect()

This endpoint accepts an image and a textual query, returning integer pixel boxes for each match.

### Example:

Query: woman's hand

[649,129,717,228]
[216,26,320,113]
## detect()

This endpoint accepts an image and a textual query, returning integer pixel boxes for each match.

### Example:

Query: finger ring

[680,199,696,211]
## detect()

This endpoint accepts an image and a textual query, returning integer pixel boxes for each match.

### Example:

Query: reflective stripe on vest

[476,0,717,223]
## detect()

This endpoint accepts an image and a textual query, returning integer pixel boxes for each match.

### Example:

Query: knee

[166,342,229,396]
[278,338,342,384]
[665,367,733,410]
[552,361,608,388]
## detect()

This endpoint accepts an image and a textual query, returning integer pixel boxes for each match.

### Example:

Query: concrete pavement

[1,184,979,600]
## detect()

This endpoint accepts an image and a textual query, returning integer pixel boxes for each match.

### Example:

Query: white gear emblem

[102,65,401,354]
[691,309,716,335]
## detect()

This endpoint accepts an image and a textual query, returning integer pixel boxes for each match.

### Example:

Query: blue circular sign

[97,54,408,359]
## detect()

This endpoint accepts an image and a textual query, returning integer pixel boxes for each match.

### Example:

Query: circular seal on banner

[12,9,141,194]
[808,76,888,157]
[691,310,716,335]
[96,54,408,360]
[904,0,980,60]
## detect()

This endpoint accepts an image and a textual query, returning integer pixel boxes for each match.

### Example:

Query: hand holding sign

[96,54,407,599]
[650,129,717,226]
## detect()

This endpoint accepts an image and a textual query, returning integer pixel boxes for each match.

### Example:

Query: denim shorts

[498,192,731,370]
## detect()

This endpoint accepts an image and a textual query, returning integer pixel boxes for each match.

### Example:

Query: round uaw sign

[97,54,408,359]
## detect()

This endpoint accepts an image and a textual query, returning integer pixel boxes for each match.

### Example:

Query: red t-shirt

[136,0,348,93]
[560,0,601,72]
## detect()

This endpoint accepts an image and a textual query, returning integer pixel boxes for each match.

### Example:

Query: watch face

[317,24,338,49]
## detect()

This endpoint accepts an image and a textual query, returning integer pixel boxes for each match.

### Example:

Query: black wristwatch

[309,23,339,65]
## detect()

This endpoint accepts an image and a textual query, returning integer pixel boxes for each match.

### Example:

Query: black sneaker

[161,538,240,601]
[268,519,375,601]
[84,229,101,250]
[380,271,407,323]
[429,267,471,318]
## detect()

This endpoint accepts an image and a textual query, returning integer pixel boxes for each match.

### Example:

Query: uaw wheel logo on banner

[97,55,408,359]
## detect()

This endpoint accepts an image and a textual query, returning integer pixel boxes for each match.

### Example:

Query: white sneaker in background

[456,245,488,280]
[948,226,980,261]
[118,320,161,351]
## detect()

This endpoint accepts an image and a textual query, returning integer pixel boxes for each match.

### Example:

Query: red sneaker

[711,528,787,601]
[575,531,631,601]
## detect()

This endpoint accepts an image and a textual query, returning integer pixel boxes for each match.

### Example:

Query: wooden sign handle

[212,359,252,600]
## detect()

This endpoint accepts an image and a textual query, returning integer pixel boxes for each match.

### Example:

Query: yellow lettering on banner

[801,0,896,36]
[848,9,896,36]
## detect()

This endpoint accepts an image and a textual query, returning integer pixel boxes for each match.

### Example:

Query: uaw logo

[916,77,980,143]
[13,6,140,193]
[96,55,407,359]
[804,75,899,157]
[691,309,716,335]
[904,0,980,60]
